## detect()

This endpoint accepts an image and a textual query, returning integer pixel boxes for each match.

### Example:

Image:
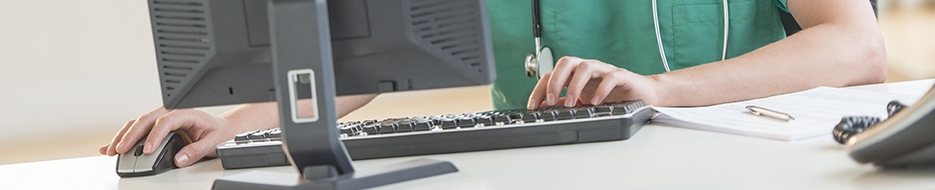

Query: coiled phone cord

[832,101,909,144]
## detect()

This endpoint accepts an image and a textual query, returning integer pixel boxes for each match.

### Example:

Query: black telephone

[846,83,935,167]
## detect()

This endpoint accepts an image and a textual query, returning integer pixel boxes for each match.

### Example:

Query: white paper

[652,86,924,141]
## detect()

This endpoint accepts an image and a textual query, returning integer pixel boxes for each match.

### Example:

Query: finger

[117,107,169,154]
[527,72,552,110]
[145,109,200,154]
[99,144,110,155]
[546,57,582,106]
[592,72,624,105]
[106,120,134,156]
[174,136,219,167]
[563,61,602,107]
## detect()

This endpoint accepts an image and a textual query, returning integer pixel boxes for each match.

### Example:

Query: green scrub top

[487,0,790,110]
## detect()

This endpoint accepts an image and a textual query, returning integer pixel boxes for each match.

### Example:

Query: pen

[746,105,795,121]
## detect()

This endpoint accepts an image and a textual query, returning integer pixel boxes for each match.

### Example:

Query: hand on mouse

[99,94,379,168]
[99,107,240,167]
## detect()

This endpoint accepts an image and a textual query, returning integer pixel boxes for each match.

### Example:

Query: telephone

[847,83,935,167]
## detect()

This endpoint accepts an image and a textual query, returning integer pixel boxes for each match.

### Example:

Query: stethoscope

[525,0,731,78]
[524,0,553,79]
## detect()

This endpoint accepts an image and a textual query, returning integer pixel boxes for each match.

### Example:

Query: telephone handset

[847,83,935,167]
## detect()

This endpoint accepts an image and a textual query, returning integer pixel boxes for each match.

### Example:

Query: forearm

[651,0,885,107]
[218,102,280,133]
[333,94,378,118]
[217,94,378,133]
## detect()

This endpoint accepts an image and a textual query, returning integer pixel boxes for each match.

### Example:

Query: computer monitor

[152,0,495,109]
[147,0,494,189]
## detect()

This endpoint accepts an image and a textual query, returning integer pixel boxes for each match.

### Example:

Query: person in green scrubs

[489,0,886,110]
[100,0,886,168]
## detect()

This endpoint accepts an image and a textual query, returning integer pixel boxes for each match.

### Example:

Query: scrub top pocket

[671,0,777,70]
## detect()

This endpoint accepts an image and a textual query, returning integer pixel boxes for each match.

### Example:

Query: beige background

[1,0,933,166]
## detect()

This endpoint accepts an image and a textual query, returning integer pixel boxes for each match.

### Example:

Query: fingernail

[564,95,576,107]
[176,154,189,166]
[144,142,153,153]
[547,93,556,106]
[591,94,601,105]
[116,142,125,150]
[527,100,536,110]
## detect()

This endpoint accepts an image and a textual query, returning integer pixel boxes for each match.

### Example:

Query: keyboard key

[595,106,612,114]
[361,124,380,134]
[458,118,476,127]
[611,104,632,115]
[476,116,494,126]
[556,107,576,120]
[380,123,398,133]
[492,115,511,124]
[508,113,524,121]
[234,133,250,142]
[523,112,539,123]
[538,110,558,121]
[440,118,459,129]
[413,120,433,131]
[428,115,444,126]
[396,121,415,132]
[339,127,358,137]
[617,109,631,115]
[249,132,267,140]
[574,107,596,119]
[268,130,282,139]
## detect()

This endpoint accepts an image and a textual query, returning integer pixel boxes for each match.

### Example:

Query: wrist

[647,74,674,107]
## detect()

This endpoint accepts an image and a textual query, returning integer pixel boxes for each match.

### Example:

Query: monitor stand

[212,0,457,189]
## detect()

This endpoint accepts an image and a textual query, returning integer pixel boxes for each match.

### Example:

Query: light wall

[878,0,935,82]
[0,0,493,165]
[0,0,168,164]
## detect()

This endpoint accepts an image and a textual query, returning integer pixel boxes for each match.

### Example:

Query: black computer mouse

[116,131,191,177]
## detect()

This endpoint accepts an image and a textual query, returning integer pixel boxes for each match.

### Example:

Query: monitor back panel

[148,0,495,109]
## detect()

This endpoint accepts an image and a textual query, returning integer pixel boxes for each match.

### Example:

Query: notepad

[652,86,923,141]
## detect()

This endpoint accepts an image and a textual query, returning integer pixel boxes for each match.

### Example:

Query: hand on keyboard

[527,56,660,110]
[99,106,238,167]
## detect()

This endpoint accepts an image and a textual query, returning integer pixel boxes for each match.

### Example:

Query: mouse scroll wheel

[134,145,145,157]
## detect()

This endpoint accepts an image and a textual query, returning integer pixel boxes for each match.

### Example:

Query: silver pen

[746,105,795,121]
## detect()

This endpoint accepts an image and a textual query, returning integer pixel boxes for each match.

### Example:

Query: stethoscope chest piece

[525,46,553,79]
[525,0,553,80]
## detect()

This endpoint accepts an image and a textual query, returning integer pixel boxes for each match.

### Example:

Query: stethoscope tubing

[532,0,543,56]
[532,0,541,39]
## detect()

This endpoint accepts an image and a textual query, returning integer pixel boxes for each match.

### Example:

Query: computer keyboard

[216,100,653,169]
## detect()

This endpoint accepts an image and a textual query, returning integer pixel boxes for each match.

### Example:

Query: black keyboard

[216,101,652,169]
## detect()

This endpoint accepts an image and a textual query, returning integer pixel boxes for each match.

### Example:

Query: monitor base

[213,158,457,190]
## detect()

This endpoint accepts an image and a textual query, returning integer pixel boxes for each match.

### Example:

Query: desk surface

[3,79,935,190]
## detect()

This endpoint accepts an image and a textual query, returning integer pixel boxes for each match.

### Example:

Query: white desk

[3,79,935,190]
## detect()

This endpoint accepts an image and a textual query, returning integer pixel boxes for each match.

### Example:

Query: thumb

[174,140,215,167]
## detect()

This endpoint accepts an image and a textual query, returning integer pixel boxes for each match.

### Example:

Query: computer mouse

[116,131,191,177]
